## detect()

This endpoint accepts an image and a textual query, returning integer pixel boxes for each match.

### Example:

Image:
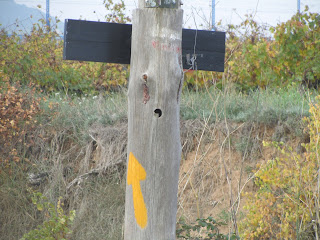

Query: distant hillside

[0,0,63,35]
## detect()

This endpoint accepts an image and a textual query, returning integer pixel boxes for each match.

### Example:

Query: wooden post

[124,0,183,239]
[63,2,225,239]
[63,6,225,239]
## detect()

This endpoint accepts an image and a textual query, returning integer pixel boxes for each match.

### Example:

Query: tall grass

[41,85,312,141]
[0,85,314,239]
[181,85,310,126]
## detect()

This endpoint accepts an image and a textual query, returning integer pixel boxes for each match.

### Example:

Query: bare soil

[177,120,307,236]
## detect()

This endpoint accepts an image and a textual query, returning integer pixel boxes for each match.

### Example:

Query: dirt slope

[177,120,307,235]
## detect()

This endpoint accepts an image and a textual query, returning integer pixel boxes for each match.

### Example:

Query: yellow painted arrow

[127,152,148,229]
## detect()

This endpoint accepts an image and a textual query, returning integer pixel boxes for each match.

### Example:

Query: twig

[66,159,123,191]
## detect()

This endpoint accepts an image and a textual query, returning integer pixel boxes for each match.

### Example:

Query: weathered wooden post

[124,0,183,239]
[63,6,225,239]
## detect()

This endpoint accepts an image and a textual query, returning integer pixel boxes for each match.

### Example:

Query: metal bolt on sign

[145,0,179,8]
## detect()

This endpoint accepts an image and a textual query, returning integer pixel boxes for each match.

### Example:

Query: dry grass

[0,86,312,239]
[0,167,42,240]
[177,120,307,237]
[176,85,311,238]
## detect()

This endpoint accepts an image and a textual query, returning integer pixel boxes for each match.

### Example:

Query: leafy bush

[104,0,131,23]
[21,191,75,240]
[0,78,41,172]
[226,7,320,90]
[2,5,318,92]
[1,20,86,93]
[0,21,129,94]
[225,14,272,90]
[271,7,320,88]
[239,95,320,239]
[184,7,320,91]
[0,0,131,95]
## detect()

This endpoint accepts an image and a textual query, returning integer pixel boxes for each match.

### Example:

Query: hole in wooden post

[142,74,148,83]
[154,109,162,118]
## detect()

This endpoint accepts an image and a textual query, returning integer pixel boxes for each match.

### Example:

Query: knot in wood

[142,74,148,83]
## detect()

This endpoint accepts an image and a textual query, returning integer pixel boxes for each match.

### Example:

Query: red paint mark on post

[151,40,181,54]
[152,40,159,48]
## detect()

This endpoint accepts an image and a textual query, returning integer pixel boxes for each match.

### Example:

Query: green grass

[0,164,42,240]
[39,91,128,143]
[41,85,312,138]
[180,86,311,125]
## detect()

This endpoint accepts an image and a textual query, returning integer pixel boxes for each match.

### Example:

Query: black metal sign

[63,19,225,72]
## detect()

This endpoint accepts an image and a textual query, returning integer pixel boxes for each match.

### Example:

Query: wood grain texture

[124,8,183,240]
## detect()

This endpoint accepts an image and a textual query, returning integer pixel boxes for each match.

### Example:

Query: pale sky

[10,0,320,30]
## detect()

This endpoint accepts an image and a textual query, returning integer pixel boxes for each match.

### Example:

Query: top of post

[139,0,181,9]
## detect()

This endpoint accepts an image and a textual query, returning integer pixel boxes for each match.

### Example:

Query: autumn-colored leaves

[0,80,41,172]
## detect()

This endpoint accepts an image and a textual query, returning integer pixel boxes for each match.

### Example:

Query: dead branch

[66,159,124,191]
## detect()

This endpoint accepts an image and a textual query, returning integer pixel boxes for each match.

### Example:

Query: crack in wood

[143,83,150,104]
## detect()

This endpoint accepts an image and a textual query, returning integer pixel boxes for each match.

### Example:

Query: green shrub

[271,7,320,88]
[0,0,131,95]
[184,7,320,91]
[239,95,320,239]
[226,7,320,91]
[0,19,91,93]
[21,191,75,240]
